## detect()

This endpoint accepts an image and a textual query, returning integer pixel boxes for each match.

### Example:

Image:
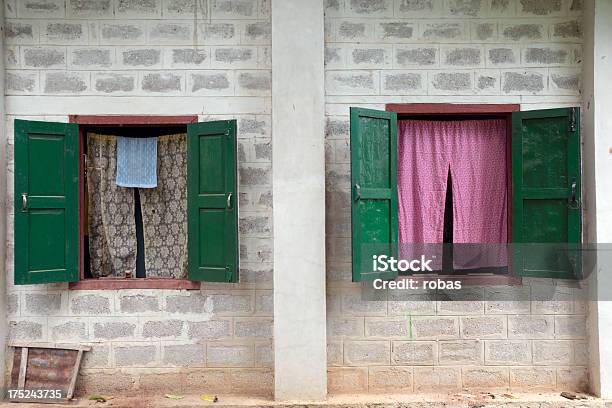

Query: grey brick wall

[325,0,587,394]
[4,0,272,397]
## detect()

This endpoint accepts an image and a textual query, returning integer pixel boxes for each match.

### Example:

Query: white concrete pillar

[584,0,612,399]
[271,0,327,401]
[0,0,8,395]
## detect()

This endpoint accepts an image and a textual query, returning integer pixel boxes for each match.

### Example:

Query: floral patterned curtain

[139,134,188,279]
[87,132,188,279]
[87,134,137,277]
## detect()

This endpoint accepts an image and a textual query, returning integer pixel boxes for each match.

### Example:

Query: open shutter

[14,120,79,285]
[187,120,238,282]
[350,108,398,282]
[512,107,581,279]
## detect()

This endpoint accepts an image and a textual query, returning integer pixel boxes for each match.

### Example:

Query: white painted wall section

[272,0,327,402]
[0,0,7,394]
[586,0,612,399]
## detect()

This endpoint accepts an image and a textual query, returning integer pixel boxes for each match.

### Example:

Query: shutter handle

[227,193,233,209]
[21,193,27,212]
[354,184,361,201]
[568,178,579,209]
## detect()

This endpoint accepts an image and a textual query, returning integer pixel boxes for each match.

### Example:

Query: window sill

[69,278,201,290]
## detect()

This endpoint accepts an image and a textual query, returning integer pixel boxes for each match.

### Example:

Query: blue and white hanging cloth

[116,137,157,188]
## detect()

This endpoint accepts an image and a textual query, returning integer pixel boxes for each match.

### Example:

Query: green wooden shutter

[187,120,239,282]
[512,107,581,279]
[14,120,79,285]
[350,108,399,282]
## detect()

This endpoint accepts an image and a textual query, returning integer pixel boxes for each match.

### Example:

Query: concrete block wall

[3,0,273,396]
[324,0,587,394]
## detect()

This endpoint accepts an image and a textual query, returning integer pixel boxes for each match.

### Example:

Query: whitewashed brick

[43,71,90,94]
[463,367,509,388]
[328,317,364,338]
[162,0,207,18]
[196,22,238,44]
[395,0,441,18]
[119,47,162,68]
[475,69,501,94]
[500,21,548,42]
[394,45,439,68]
[335,20,374,42]
[326,70,380,95]
[428,70,474,95]
[411,316,459,339]
[557,367,588,392]
[69,47,115,69]
[439,341,483,365]
[485,286,531,314]
[391,341,436,365]
[345,0,393,17]
[440,45,484,68]
[18,0,66,18]
[115,0,162,18]
[486,45,521,67]
[100,21,146,44]
[235,70,271,96]
[5,0,17,17]
[141,71,185,93]
[502,69,547,95]
[374,20,416,42]
[241,21,271,44]
[5,21,40,45]
[211,46,258,68]
[555,315,587,339]
[211,0,258,19]
[5,71,39,95]
[485,340,531,365]
[365,317,409,338]
[413,367,461,392]
[22,46,66,69]
[344,341,390,366]
[68,0,114,18]
[508,315,554,339]
[510,367,556,389]
[346,45,392,68]
[41,21,88,44]
[164,47,210,68]
[207,343,255,367]
[419,21,468,42]
[93,71,137,94]
[549,67,581,95]
[368,366,413,392]
[471,21,498,42]
[5,46,20,68]
[147,21,194,45]
[533,340,573,365]
[461,316,506,339]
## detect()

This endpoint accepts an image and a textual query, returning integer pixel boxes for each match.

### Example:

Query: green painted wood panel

[350,108,398,282]
[14,120,79,285]
[512,108,581,279]
[187,120,239,283]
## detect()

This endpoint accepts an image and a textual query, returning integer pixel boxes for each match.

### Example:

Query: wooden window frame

[385,103,521,285]
[68,115,199,290]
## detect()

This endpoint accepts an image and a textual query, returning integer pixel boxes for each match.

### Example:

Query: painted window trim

[68,115,199,290]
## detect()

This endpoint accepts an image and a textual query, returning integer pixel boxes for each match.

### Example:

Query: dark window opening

[134,188,146,278]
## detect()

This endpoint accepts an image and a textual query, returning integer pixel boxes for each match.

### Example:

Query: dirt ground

[0,392,608,408]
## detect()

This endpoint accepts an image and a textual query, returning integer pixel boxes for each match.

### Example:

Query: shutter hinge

[225,266,232,282]
[569,107,577,132]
